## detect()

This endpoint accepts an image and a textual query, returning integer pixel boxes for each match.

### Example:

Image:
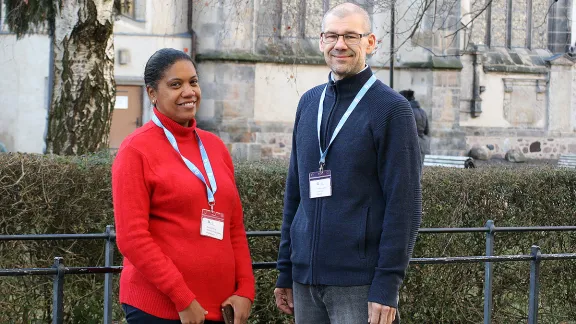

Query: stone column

[195,62,261,161]
[546,54,576,133]
[572,0,576,48]
[429,69,467,156]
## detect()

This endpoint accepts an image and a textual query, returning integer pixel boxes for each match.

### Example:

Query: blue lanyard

[317,74,377,169]
[152,113,217,210]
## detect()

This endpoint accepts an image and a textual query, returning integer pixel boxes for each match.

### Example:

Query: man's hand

[222,295,252,324]
[178,299,208,324]
[274,288,294,315]
[368,302,396,324]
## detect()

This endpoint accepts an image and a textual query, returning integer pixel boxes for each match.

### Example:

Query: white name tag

[309,170,332,198]
[200,209,224,240]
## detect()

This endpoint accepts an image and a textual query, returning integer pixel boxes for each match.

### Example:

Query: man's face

[319,13,376,80]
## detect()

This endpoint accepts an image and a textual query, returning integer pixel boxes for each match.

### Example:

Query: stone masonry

[192,0,575,161]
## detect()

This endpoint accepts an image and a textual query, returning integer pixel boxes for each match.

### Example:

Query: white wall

[113,0,191,124]
[114,35,193,78]
[0,34,50,153]
[114,0,192,79]
[370,1,430,67]
[148,1,189,35]
[548,63,573,132]
[252,63,411,123]
[460,72,546,128]
[573,65,576,132]
[254,64,329,122]
[572,1,576,48]
[114,0,189,35]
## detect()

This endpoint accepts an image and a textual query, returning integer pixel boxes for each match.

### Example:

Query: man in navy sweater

[274,3,422,324]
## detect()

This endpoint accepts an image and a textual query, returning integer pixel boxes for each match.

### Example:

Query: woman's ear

[146,86,157,106]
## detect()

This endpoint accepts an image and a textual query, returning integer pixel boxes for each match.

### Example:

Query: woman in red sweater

[112,48,255,324]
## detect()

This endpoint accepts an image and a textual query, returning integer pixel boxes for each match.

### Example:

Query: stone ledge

[196,51,326,65]
[545,53,576,66]
[482,48,551,74]
[197,51,466,70]
[483,65,549,74]
[399,56,463,70]
[462,127,576,138]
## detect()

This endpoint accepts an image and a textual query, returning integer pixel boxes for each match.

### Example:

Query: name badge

[309,170,332,198]
[200,209,224,240]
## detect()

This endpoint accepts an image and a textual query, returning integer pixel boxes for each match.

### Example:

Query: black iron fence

[1,221,575,324]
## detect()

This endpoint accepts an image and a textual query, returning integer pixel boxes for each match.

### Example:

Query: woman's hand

[179,299,208,324]
[221,295,252,324]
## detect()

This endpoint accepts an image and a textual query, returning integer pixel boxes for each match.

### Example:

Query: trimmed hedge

[0,153,575,323]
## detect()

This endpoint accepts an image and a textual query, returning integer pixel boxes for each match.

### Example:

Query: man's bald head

[321,2,372,33]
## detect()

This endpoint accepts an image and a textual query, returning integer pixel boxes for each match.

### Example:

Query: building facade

[1,0,575,160]
[0,0,192,153]
[192,0,576,160]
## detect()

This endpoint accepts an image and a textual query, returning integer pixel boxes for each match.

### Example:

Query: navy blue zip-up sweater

[276,67,422,308]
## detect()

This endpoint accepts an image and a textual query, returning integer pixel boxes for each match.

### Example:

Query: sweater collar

[329,64,369,82]
[153,107,197,139]
[326,65,374,98]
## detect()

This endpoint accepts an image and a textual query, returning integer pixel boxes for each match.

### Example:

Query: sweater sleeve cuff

[367,269,402,308]
[234,278,256,302]
[169,285,197,312]
[275,271,293,289]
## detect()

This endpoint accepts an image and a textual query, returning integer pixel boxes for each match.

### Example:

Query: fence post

[104,225,116,324]
[52,257,65,324]
[528,245,541,324]
[483,220,495,324]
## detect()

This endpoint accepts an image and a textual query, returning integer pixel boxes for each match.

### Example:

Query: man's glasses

[320,32,371,45]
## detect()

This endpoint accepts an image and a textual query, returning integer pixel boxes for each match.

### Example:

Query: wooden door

[109,85,143,149]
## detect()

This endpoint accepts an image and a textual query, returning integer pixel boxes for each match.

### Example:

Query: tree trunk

[46,0,115,155]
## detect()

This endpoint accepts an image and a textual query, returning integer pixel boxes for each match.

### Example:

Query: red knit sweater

[112,109,255,321]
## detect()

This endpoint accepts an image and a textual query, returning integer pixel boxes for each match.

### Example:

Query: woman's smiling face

[147,59,201,127]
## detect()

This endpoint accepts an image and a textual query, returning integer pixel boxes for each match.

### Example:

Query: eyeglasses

[320,32,371,45]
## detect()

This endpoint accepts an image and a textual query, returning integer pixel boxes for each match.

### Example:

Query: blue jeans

[293,282,400,324]
[122,304,224,324]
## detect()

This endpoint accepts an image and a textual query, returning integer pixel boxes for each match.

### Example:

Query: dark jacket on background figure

[409,99,430,166]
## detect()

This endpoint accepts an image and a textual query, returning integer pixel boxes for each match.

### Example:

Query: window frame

[120,0,146,22]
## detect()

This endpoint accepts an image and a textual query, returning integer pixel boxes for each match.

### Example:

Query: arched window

[484,0,571,52]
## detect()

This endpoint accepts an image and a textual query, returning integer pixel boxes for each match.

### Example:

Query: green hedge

[0,153,575,323]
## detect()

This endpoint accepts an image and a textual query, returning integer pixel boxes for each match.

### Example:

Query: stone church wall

[192,0,575,160]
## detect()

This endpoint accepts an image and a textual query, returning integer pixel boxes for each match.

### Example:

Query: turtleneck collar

[326,66,374,99]
[153,107,197,139]
[329,64,369,82]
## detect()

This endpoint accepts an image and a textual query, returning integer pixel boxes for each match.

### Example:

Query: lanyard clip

[319,162,325,172]
[209,201,215,212]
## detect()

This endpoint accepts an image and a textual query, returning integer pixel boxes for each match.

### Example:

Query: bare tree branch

[534,0,558,30]
[393,0,436,54]
[445,0,493,38]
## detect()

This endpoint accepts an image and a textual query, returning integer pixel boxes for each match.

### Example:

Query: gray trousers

[293,282,400,324]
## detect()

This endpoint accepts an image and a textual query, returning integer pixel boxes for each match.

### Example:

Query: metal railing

[0,221,575,324]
